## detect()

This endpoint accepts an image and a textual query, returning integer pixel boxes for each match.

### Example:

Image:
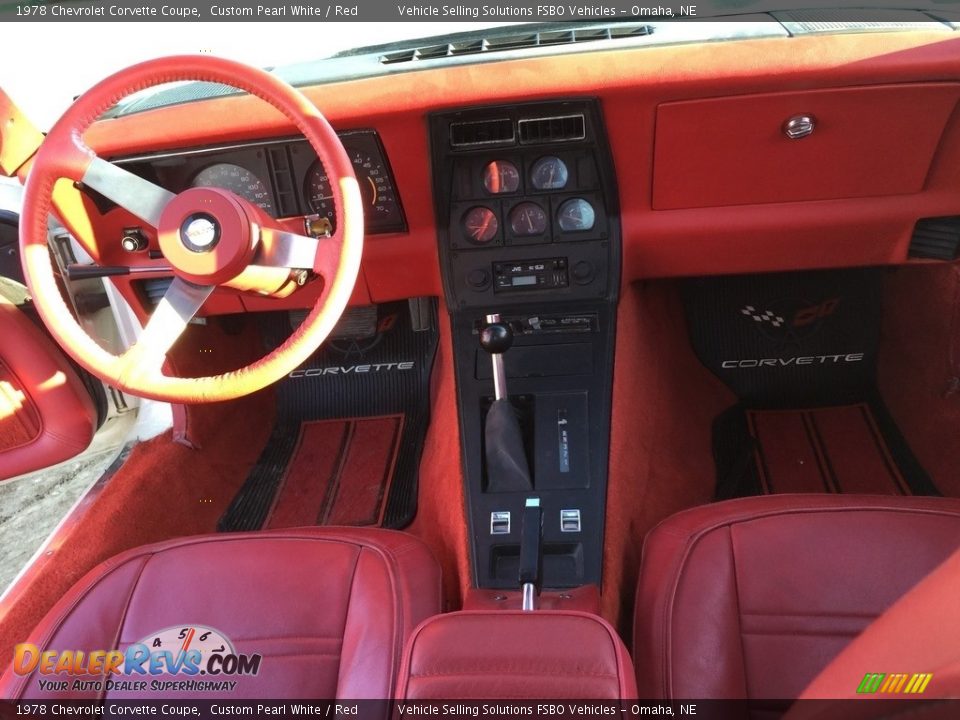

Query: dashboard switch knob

[467,268,490,290]
[572,260,594,284]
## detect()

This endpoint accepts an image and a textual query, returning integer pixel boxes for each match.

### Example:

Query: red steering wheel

[20,55,364,403]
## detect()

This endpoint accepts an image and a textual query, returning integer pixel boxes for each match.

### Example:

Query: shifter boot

[485,398,533,492]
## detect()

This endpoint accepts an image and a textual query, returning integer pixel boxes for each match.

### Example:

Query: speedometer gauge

[304,148,402,233]
[191,163,276,215]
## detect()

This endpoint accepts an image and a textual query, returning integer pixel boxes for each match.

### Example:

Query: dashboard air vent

[379,24,654,65]
[909,217,960,261]
[518,114,585,144]
[450,118,515,148]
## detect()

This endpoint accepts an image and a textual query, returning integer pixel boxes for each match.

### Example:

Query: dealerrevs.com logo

[13,625,262,694]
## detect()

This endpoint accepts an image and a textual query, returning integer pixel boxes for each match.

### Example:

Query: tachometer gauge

[530,156,569,191]
[483,161,520,194]
[191,163,276,215]
[557,198,596,232]
[463,206,498,245]
[509,202,548,237]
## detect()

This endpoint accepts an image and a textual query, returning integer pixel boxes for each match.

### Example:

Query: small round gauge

[191,163,276,215]
[557,198,596,233]
[483,160,520,194]
[463,206,498,245]
[304,149,401,232]
[530,156,569,191]
[509,202,548,237]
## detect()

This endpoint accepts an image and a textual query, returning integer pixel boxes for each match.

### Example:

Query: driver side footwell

[264,416,403,529]
[218,301,438,532]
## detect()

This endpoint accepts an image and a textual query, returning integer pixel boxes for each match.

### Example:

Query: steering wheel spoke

[81,156,175,227]
[118,278,214,381]
[255,225,324,270]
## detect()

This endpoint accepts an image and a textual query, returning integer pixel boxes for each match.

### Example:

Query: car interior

[1,15,960,705]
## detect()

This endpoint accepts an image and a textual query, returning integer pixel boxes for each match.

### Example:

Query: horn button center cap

[157,187,258,286]
[181,213,220,252]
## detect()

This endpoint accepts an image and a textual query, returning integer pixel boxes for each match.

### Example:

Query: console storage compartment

[397,611,637,699]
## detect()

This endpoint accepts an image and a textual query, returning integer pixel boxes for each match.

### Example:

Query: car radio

[493,258,568,293]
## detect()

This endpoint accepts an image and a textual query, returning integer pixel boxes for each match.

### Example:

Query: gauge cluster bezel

[113,130,407,235]
[446,143,607,252]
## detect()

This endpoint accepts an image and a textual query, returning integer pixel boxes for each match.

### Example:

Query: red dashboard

[47,29,960,319]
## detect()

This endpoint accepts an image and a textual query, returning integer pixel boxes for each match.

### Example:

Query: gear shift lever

[480,314,533,493]
[480,315,512,401]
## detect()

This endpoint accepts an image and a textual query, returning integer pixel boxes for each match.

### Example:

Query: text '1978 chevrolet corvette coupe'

[0,6,959,714]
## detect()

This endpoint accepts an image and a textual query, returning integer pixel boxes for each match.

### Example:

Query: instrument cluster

[116,130,406,235]
[449,150,607,249]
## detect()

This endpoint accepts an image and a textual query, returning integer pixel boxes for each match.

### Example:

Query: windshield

[0,21,514,130]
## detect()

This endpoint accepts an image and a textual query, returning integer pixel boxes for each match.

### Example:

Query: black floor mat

[713,396,939,499]
[218,299,439,531]
[684,268,938,499]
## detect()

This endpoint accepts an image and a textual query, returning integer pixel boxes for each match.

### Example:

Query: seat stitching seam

[101,553,152,702]
[728,527,749,700]
[333,548,362,697]
[410,669,621,680]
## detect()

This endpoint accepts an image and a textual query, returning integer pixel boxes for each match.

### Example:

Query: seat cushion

[798,545,960,701]
[0,295,96,480]
[634,494,960,699]
[397,611,637,699]
[0,527,441,699]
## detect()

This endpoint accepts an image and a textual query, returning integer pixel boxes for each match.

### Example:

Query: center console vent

[518,114,585,145]
[450,118,515,148]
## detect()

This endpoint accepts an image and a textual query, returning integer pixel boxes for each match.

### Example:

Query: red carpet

[265,416,403,529]
[748,404,911,495]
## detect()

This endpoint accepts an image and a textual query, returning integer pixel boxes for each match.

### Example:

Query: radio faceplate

[493,258,569,293]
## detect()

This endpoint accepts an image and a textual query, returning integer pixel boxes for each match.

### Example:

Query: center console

[430,100,620,590]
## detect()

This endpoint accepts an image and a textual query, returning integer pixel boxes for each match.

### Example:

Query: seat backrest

[0,528,441,699]
[634,495,960,699]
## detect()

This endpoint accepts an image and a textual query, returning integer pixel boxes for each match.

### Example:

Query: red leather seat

[634,495,960,699]
[0,528,441,699]
[798,542,960,703]
[0,294,96,480]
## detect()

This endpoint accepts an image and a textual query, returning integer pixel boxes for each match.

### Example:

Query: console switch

[560,509,582,533]
[490,511,511,535]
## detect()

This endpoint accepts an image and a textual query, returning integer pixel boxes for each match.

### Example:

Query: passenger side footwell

[713,401,938,499]
[683,268,939,500]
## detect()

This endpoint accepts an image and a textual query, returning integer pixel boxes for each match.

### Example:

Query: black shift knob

[480,322,513,354]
